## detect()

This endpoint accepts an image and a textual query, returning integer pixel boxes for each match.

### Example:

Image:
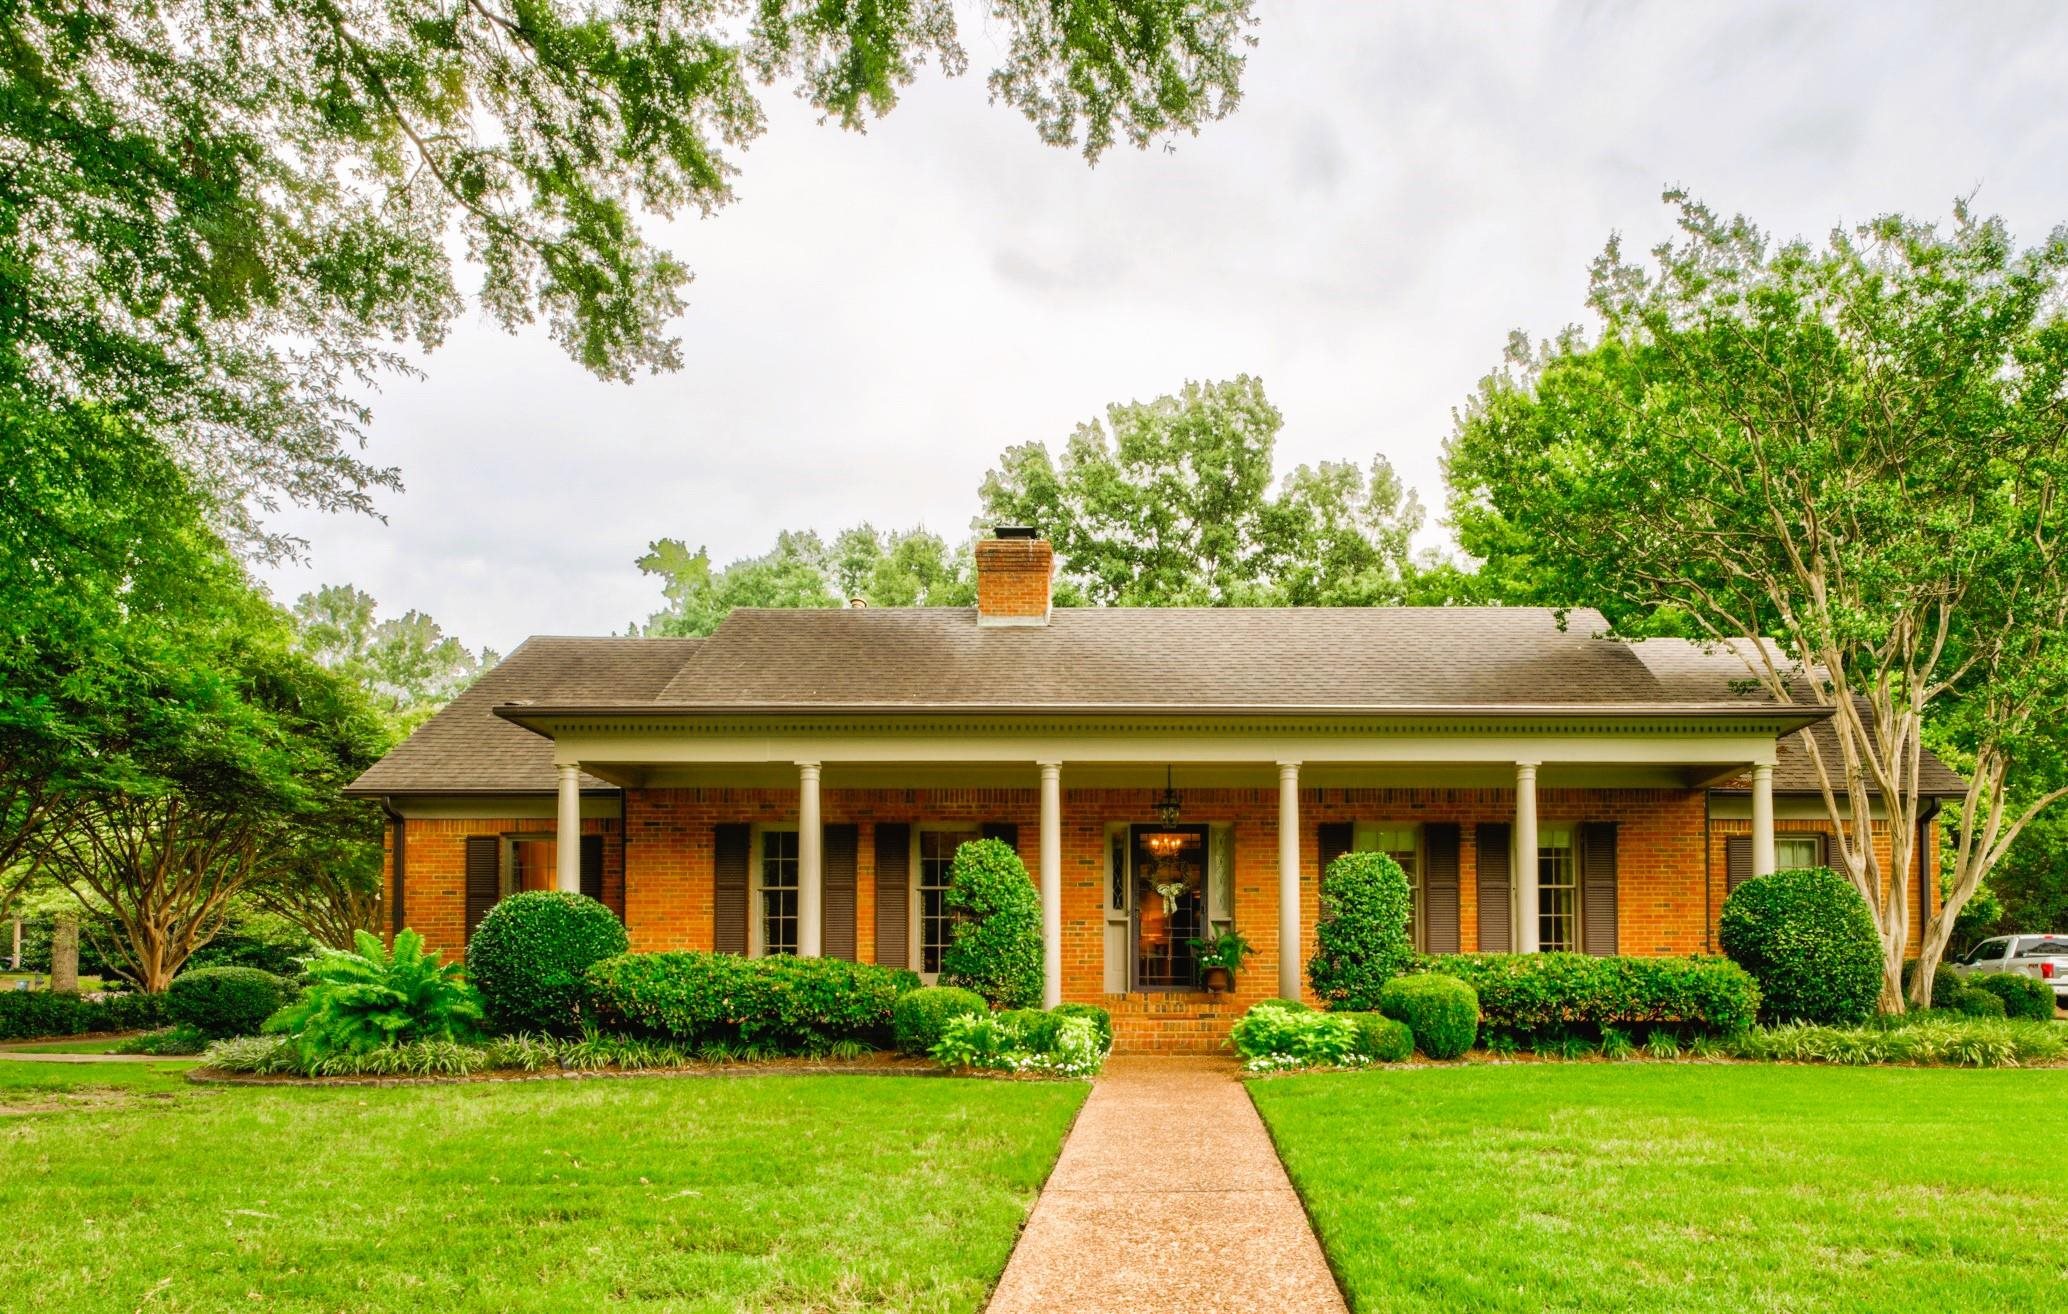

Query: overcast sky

[256,1,2068,655]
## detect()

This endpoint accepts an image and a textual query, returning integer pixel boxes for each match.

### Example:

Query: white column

[1277,761,1303,1001]
[1514,761,1540,953]
[797,762,823,957]
[1751,763,1777,878]
[1039,761,1063,1009]
[555,763,582,893]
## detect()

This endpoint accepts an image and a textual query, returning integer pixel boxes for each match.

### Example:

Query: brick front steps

[1105,991,1248,1054]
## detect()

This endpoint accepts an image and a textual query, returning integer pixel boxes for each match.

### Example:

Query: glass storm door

[1130,825,1208,989]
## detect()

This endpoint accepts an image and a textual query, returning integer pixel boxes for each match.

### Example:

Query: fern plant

[266,929,482,1060]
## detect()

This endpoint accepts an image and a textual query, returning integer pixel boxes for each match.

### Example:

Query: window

[1538,825,1577,953]
[503,834,556,897]
[760,830,799,957]
[918,829,977,974]
[1967,937,2009,965]
[1774,835,1823,870]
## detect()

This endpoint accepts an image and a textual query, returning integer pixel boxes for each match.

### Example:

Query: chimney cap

[992,524,1039,540]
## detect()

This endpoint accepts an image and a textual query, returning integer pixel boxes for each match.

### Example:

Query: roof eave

[494,701,1835,729]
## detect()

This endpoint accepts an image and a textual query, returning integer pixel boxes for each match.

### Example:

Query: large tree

[3,0,1256,553]
[637,525,968,636]
[292,583,495,735]
[1446,193,2068,1010]
[979,375,1424,606]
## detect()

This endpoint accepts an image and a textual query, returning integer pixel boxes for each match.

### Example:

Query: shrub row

[1412,953,1760,1038]
[167,966,294,1038]
[585,951,920,1051]
[1966,971,2056,1022]
[0,990,167,1041]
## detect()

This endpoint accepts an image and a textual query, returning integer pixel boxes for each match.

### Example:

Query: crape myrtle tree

[1445,191,2068,1011]
[3,0,1257,555]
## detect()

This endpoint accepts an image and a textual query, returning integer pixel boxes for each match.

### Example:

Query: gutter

[379,796,406,938]
[492,700,1836,727]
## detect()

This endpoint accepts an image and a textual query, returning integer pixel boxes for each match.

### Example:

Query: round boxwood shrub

[1951,983,2008,1018]
[1308,851,1414,1010]
[1966,971,2056,1022]
[1342,1011,1414,1063]
[1719,867,1883,1025]
[939,838,1043,1009]
[892,985,988,1055]
[468,891,629,1035]
[1049,1002,1113,1051]
[166,966,292,1038]
[1378,973,1479,1060]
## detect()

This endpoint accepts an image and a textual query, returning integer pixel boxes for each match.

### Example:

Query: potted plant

[1190,930,1254,994]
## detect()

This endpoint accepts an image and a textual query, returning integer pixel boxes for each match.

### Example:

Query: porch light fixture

[1143,767,1187,858]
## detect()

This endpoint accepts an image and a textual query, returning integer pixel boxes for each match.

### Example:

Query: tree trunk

[49,914,78,993]
[8,916,18,971]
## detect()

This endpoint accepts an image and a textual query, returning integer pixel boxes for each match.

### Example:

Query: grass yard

[1252,1064,2068,1313]
[0,1061,1085,1313]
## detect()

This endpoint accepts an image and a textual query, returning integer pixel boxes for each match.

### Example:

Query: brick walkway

[986,1056,1347,1314]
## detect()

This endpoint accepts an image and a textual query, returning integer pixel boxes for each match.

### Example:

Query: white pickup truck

[1954,935,2068,1010]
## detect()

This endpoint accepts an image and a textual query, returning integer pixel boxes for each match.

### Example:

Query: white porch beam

[555,763,582,893]
[1514,761,1540,953]
[1038,761,1062,1009]
[797,761,823,957]
[1278,761,1302,1001]
[1751,762,1777,878]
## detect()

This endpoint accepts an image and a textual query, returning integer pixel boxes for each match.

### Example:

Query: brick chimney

[975,526,1055,626]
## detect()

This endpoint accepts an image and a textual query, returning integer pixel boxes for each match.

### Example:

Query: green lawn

[1252,1064,2068,1313]
[0,1063,1085,1312]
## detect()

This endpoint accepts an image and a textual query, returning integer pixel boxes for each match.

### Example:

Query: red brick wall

[391,815,624,960]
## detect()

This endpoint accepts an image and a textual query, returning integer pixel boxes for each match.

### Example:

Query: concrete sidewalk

[986,1057,1347,1314]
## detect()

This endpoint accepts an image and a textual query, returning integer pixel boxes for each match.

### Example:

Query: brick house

[347,529,1963,1050]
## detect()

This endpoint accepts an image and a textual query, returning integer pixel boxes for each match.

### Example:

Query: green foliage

[0,990,168,1041]
[997,1008,1062,1052]
[890,986,990,1056]
[1250,996,1310,1013]
[1308,851,1414,1010]
[930,1012,1019,1069]
[181,912,321,977]
[1727,1016,2065,1068]
[113,1024,211,1055]
[467,891,629,1036]
[264,930,481,1059]
[1599,1026,1636,1061]
[980,376,1422,607]
[1415,953,1761,1037]
[1903,957,1971,1010]
[1191,930,1255,972]
[939,839,1043,1009]
[638,527,972,636]
[1049,1003,1114,1051]
[1643,1029,1682,1060]
[586,951,920,1052]
[166,967,293,1038]
[1965,971,2056,1022]
[1951,986,2008,1019]
[1721,869,1884,1025]
[1340,1012,1414,1063]
[291,584,495,737]
[1378,974,1480,1060]
[1228,1000,1362,1067]
[931,1011,1104,1078]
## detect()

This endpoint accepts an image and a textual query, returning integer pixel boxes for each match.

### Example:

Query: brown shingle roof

[345,637,702,796]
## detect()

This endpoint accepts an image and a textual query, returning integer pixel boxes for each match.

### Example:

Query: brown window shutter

[579,834,603,903]
[463,836,500,940]
[1318,822,1354,877]
[713,823,750,956]
[874,823,911,969]
[980,821,1019,854]
[1423,823,1462,954]
[1725,835,1752,893]
[822,824,859,962]
[1814,831,1831,870]
[1579,821,1618,955]
[1476,823,1512,953]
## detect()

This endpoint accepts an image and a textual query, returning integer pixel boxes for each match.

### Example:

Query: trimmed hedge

[939,838,1044,1009]
[468,891,629,1035]
[1966,971,2056,1022]
[1308,851,1414,1010]
[893,986,989,1055]
[1341,1011,1414,1063]
[1378,974,1479,1060]
[0,990,167,1041]
[1952,985,2007,1018]
[1411,953,1761,1038]
[1050,1002,1114,1051]
[1720,867,1883,1025]
[585,952,920,1052]
[166,966,292,1038]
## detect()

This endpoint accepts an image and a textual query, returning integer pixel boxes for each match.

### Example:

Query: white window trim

[749,824,799,959]
[1537,824,1579,954]
[911,824,981,983]
[502,831,555,900]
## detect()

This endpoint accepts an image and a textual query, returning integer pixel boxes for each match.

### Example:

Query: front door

[1129,824,1209,990]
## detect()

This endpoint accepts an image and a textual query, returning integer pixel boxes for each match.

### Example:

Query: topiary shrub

[1341,1011,1413,1063]
[585,952,920,1052]
[892,985,989,1055]
[1966,971,2056,1022]
[1378,973,1479,1060]
[939,838,1043,1008]
[166,966,293,1038]
[1413,953,1760,1038]
[1308,851,1413,1010]
[1720,867,1883,1025]
[467,891,629,1035]
[1050,1002,1114,1051]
